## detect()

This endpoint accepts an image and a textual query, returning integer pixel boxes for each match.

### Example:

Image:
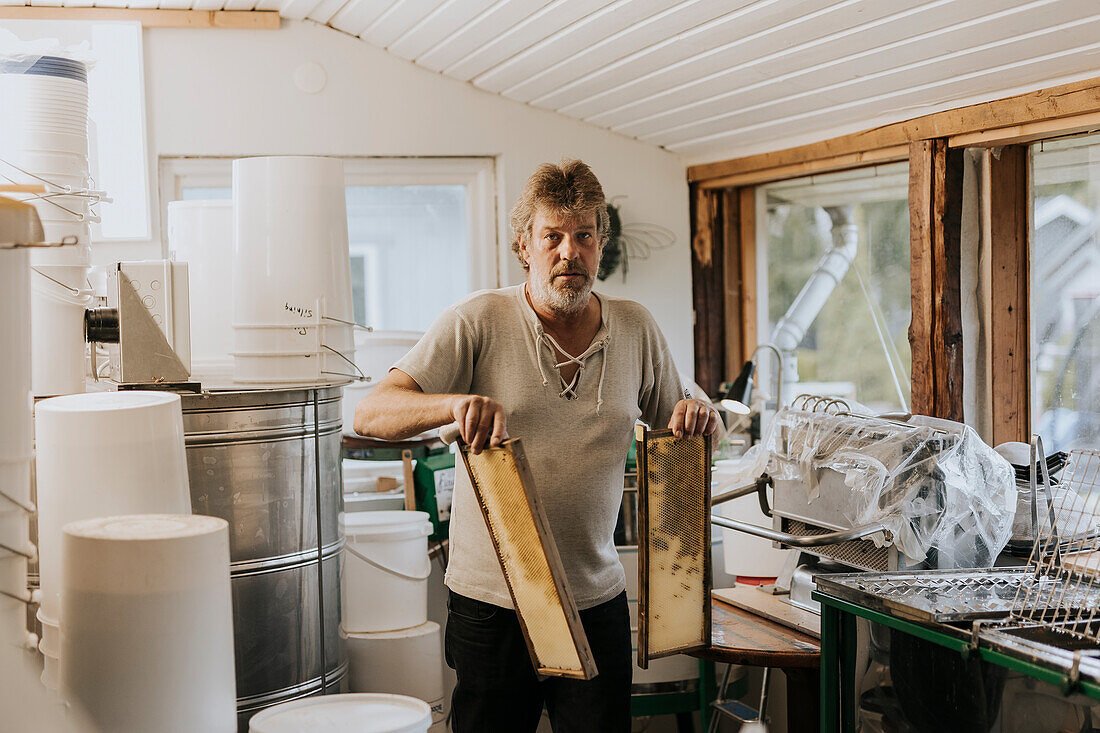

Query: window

[1031,136,1100,451]
[757,163,912,413]
[159,156,496,333]
[3,20,151,241]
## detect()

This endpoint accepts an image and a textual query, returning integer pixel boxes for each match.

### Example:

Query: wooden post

[691,185,725,396]
[739,188,758,363]
[988,146,1031,443]
[722,188,743,373]
[909,139,965,421]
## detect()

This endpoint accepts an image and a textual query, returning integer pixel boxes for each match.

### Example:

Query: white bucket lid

[342,620,440,641]
[249,693,432,733]
[341,511,431,541]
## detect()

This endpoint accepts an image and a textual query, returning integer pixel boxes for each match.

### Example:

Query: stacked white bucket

[0,243,35,651]
[61,514,236,732]
[34,392,193,689]
[167,200,235,385]
[341,511,445,730]
[0,55,100,397]
[232,156,355,385]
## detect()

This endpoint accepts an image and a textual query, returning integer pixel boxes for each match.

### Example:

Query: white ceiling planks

[15,0,1100,162]
[607,0,1063,139]
[359,0,450,48]
[657,10,1100,150]
[439,0,614,80]
[474,0,677,96]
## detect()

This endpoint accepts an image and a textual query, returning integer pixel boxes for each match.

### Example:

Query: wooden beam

[691,185,726,397]
[948,111,1100,149]
[738,188,758,363]
[908,140,965,421]
[689,75,1100,183]
[699,145,908,190]
[988,146,1031,444]
[0,7,280,29]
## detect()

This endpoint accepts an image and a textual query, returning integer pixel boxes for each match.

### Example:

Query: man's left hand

[668,399,720,438]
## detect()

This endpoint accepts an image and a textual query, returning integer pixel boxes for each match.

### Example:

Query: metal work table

[814,590,1100,733]
[689,597,821,731]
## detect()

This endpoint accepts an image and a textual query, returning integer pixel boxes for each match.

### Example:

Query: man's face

[521,207,601,316]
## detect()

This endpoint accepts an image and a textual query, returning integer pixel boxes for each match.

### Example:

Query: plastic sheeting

[730,408,1017,568]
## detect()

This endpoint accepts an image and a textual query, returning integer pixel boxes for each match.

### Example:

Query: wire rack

[1009,447,1100,638]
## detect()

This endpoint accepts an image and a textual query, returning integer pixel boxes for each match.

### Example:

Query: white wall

[115,19,695,374]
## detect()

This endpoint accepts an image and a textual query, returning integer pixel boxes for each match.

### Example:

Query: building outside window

[1031,136,1100,452]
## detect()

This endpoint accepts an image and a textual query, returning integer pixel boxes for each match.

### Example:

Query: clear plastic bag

[729,407,1017,567]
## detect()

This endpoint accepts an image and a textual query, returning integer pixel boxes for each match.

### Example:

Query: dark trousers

[444,589,632,733]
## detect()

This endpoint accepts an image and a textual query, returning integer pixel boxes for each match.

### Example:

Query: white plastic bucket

[343,459,406,494]
[61,514,236,733]
[249,693,431,733]
[343,622,445,726]
[35,391,192,623]
[168,200,234,369]
[341,511,431,633]
[31,265,91,396]
[232,156,353,351]
[38,610,59,658]
[0,550,26,603]
[41,650,60,690]
[0,247,32,465]
[340,331,423,435]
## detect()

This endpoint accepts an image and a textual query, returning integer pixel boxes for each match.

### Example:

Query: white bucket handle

[345,544,431,581]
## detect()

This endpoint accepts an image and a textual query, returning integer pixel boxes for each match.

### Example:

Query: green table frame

[814,590,1100,732]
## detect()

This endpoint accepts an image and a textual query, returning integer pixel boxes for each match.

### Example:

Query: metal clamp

[1065,650,1100,693]
[710,514,890,547]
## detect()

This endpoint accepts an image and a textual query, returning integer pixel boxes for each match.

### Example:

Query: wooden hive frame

[457,438,598,680]
[636,425,712,668]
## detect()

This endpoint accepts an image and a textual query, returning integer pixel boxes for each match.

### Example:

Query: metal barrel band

[344,543,431,581]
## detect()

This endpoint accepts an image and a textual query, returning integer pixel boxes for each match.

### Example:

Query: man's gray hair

[509,159,611,271]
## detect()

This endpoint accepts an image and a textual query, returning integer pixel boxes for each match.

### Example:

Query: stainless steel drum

[181,386,345,730]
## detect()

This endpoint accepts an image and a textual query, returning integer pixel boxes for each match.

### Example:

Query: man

[354,159,718,732]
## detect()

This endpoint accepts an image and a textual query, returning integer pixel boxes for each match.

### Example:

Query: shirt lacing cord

[532,327,611,414]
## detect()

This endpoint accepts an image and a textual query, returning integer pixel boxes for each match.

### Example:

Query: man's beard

[529,263,593,316]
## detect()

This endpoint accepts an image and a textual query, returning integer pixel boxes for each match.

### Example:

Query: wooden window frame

[690,74,1100,428]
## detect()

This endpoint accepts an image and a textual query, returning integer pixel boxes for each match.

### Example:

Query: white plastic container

[341,511,431,633]
[343,622,445,726]
[232,156,354,385]
[35,391,192,623]
[249,693,431,733]
[0,246,32,457]
[60,514,236,733]
[30,264,91,396]
[341,331,423,436]
[717,492,790,578]
[343,459,406,494]
[168,200,234,376]
[41,651,59,690]
[38,611,59,658]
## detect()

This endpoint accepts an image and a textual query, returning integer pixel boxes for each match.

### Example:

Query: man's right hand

[451,395,507,454]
